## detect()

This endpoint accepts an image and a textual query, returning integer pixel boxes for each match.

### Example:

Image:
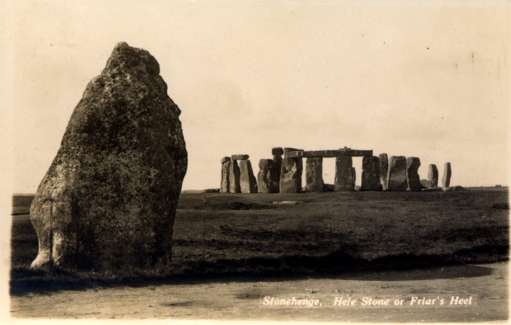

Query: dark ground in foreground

[10,189,509,297]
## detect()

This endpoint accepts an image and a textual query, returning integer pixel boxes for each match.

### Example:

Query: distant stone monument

[406,157,422,191]
[305,157,324,192]
[379,153,389,190]
[239,159,258,193]
[361,156,382,191]
[29,42,187,271]
[280,147,303,193]
[334,156,355,191]
[387,156,407,191]
[220,157,231,193]
[427,164,438,189]
[442,162,452,190]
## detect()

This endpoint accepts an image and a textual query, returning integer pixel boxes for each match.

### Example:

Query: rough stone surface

[442,162,452,190]
[229,159,241,193]
[379,153,389,190]
[257,159,275,193]
[305,157,324,192]
[427,164,439,189]
[239,160,258,193]
[220,157,231,193]
[231,154,249,161]
[271,149,283,192]
[279,150,303,193]
[334,156,355,191]
[29,42,187,271]
[361,156,382,191]
[271,147,284,156]
[406,157,422,191]
[387,156,407,191]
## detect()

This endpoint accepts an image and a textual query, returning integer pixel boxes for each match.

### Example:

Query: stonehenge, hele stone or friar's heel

[334,156,355,191]
[280,148,303,193]
[220,157,231,193]
[229,159,241,193]
[272,147,284,192]
[305,157,324,192]
[442,162,452,190]
[387,156,407,191]
[29,42,187,271]
[427,164,439,188]
[406,157,422,191]
[257,159,275,193]
[361,156,382,191]
[379,153,389,190]
[239,159,258,193]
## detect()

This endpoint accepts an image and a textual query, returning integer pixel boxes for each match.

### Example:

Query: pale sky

[3,1,510,192]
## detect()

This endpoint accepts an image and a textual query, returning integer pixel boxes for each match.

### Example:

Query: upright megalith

[406,157,422,191]
[280,148,303,193]
[271,147,283,192]
[442,162,452,190]
[305,157,324,192]
[239,159,258,193]
[334,156,355,191]
[29,42,187,271]
[379,153,389,190]
[427,164,439,189]
[361,156,382,191]
[229,160,241,193]
[387,156,407,191]
[220,157,231,193]
[257,159,273,193]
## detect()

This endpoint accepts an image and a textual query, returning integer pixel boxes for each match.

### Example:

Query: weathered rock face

[229,159,241,193]
[239,159,258,193]
[271,147,283,192]
[427,164,439,189]
[305,157,324,192]
[257,159,273,193]
[387,156,407,191]
[29,42,187,271]
[334,156,355,191]
[220,157,231,193]
[406,157,422,191]
[442,162,452,190]
[379,153,389,190]
[231,154,249,161]
[361,156,382,191]
[279,148,303,193]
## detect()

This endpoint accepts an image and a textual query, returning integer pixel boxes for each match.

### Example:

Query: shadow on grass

[11,244,507,296]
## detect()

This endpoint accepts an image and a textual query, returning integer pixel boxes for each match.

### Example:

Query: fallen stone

[334,156,355,191]
[387,156,407,191]
[442,162,452,190]
[29,42,187,271]
[406,157,422,191]
[220,157,231,193]
[379,153,389,190]
[427,164,439,189]
[305,157,324,192]
[239,159,258,193]
[361,156,382,191]
[231,154,249,161]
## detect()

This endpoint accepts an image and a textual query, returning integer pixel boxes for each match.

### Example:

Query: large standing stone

[442,162,452,190]
[305,157,324,192]
[272,147,283,192]
[387,156,407,191]
[361,156,382,191]
[379,153,389,190]
[427,164,439,189]
[334,156,355,191]
[229,160,241,193]
[279,148,303,193]
[257,159,275,193]
[29,42,187,271]
[406,157,422,191]
[239,159,258,193]
[220,157,231,193]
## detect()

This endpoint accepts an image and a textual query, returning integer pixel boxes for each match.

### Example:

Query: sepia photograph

[2,0,509,323]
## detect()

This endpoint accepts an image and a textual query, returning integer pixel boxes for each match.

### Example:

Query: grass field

[11,188,509,296]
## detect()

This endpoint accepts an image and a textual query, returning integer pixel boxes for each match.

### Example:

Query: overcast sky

[4,1,509,192]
